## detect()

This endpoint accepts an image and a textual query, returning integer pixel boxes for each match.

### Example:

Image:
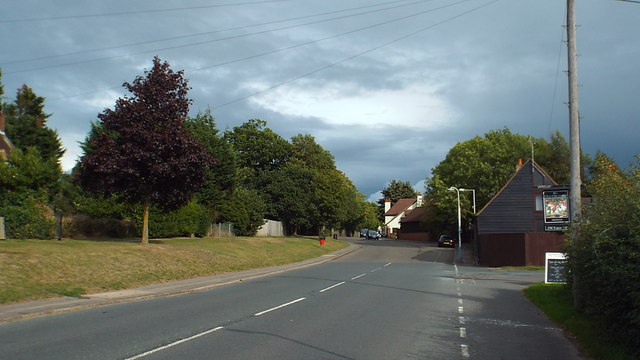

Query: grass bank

[0,237,348,304]
[524,283,637,360]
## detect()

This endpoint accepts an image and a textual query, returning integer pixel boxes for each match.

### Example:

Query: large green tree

[223,118,291,186]
[3,84,64,161]
[185,109,237,213]
[377,179,418,218]
[263,162,314,235]
[75,57,215,244]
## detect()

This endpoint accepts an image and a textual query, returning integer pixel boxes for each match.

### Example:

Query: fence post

[0,216,5,240]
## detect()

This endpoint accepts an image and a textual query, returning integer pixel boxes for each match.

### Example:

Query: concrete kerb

[0,243,361,324]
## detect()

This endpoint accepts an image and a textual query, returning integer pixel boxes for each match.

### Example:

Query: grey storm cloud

[1,0,638,200]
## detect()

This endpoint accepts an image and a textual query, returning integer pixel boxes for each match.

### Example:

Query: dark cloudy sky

[1,0,638,200]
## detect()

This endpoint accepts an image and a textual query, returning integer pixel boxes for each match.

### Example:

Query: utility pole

[567,0,584,311]
[567,0,582,223]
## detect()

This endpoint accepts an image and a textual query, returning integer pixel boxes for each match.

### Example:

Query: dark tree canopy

[3,84,64,161]
[377,179,418,218]
[75,57,215,243]
[185,109,236,212]
[224,119,291,177]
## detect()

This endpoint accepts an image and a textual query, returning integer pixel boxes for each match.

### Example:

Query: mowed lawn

[0,237,348,304]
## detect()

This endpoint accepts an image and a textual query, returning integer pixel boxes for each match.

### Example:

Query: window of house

[535,194,543,211]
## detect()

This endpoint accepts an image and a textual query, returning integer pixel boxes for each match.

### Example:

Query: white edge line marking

[459,316,465,325]
[384,262,392,267]
[351,274,366,280]
[254,297,306,316]
[460,327,467,338]
[458,306,464,314]
[458,299,463,305]
[370,268,381,272]
[125,326,224,360]
[320,281,346,293]
[461,344,470,358]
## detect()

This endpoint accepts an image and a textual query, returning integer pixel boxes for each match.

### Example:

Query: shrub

[1,194,55,239]
[218,187,265,236]
[62,215,137,239]
[146,200,211,238]
[566,154,640,354]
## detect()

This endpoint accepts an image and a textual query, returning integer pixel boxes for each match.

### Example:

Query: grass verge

[524,283,637,360]
[0,236,348,304]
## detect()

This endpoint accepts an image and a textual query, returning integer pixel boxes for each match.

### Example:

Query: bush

[566,154,640,355]
[218,187,265,236]
[63,215,137,238]
[1,194,55,239]
[146,200,211,238]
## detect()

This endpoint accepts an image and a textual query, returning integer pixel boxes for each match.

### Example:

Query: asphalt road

[0,239,584,359]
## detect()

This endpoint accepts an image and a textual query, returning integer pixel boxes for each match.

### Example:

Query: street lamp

[459,188,476,214]
[448,186,462,260]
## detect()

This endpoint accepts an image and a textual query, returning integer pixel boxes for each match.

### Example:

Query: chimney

[417,192,423,206]
[0,111,5,133]
[516,158,523,170]
[384,198,391,213]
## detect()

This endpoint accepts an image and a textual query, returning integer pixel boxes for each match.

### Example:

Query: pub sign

[543,190,569,231]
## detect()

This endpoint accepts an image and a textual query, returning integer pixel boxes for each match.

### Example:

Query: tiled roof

[400,207,427,223]
[385,198,416,216]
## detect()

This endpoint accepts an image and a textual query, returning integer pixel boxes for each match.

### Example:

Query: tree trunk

[142,202,149,245]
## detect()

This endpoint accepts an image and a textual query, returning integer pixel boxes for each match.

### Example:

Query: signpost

[545,252,568,284]
[543,190,570,232]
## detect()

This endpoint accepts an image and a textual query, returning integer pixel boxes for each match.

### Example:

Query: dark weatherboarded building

[475,159,567,266]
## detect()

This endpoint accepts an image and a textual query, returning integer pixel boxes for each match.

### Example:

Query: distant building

[384,193,423,237]
[397,206,430,241]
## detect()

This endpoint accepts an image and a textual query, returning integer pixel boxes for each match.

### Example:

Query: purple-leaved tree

[75,57,215,244]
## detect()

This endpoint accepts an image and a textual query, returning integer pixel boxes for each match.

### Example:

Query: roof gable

[385,198,416,216]
[400,207,427,223]
[477,159,557,216]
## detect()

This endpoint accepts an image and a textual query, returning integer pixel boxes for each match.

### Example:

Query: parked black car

[366,230,381,240]
[360,229,369,238]
[438,235,455,248]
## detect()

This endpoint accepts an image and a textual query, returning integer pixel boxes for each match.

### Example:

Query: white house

[384,193,423,236]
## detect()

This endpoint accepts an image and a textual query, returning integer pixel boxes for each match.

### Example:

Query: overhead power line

[45,0,494,104]
[194,0,476,72]
[4,0,441,75]
[212,0,500,109]
[0,0,291,23]
[3,0,428,66]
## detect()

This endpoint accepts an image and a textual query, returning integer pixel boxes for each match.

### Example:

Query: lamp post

[448,186,462,260]
[459,188,476,214]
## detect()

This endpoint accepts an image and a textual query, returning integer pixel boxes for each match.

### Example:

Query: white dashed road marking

[319,281,346,293]
[125,326,224,360]
[254,297,306,316]
[461,344,470,358]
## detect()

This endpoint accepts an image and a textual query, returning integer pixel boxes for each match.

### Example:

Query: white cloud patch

[251,82,458,130]
[82,90,122,110]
